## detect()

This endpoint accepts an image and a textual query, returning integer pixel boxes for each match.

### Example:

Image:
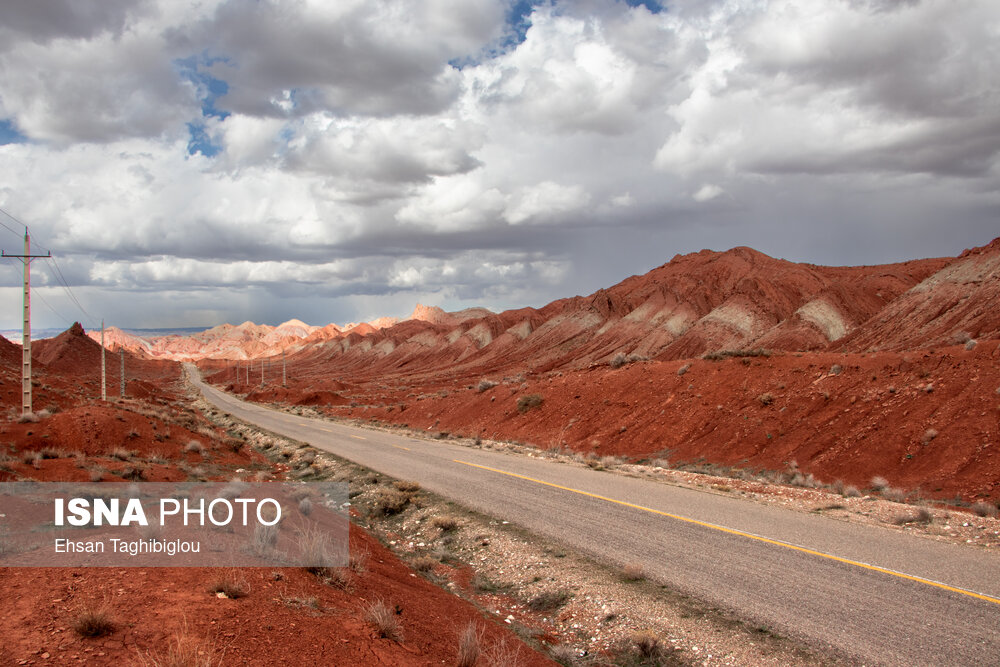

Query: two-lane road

[188,365,1000,666]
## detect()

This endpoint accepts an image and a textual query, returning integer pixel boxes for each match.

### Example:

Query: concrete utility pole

[282,349,286,387]
[101,320,106,401]
[120,347,125,397]
[2,230,50,416]
[260,357,264,386]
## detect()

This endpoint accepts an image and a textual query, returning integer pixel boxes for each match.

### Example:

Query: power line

[0,207,27,239]
[44,257,98,329]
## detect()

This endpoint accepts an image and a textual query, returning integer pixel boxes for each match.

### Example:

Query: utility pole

[236,360,239,384]
[120,347,125,397]
[260,357,264,385]
[2,230,50,416]
[282,349,286,387]
[101,320,106,401]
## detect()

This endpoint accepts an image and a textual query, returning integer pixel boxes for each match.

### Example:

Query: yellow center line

[392,445,411,451]
[453,459,1000,607]
[318,427,333,433]
[350,435,366,440]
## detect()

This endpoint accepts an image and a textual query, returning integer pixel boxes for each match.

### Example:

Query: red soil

[1,324,554,666]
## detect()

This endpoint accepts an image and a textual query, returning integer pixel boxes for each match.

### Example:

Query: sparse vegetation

[757,392,775,406]
[870,476,890,492]
[527,589,572,613]
[135,619,223,667]
[676,364,690,376]
[921,429,938,445]
[393,480,420,493]
[702,348,770,361]
[431,515,458,532]
[73,600,116,638]
[208,570,250,599]
[412,556,437,572]
[373,488,412,515]
[843,485,862,498]
[456,623,482,667]
[17,412,40,424]
[184,439,204,454]
[894,508,933,525]
[516,394,544,414]
[972,501,998,518]
[477,379,498,392]
[365,598,403,642]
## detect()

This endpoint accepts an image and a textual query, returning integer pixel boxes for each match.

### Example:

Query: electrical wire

[0,206,27,240]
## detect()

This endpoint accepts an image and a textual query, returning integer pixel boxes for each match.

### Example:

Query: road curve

[187,365,1000,666]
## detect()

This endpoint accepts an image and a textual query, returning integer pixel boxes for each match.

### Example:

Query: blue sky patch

[186,122,221,157]
[0,119,27,145]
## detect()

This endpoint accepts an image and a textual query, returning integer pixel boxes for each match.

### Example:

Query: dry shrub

[110,447,135,461]
[870,476,890,492]
[609,353,627,369]
[882,487,906,502]
[298,497,313,516]
[893,508,933,526]
[208,570,250,599]
[830,364,843,375]
[365,598,403,642]
[972,501,998,518]
[184,440,204,454]
[298,527,336,574]
[631,631,664,660]
[73,599,116,637]
[757,392,775,406]
[456,623,482,667]
[349,546,370,574]
[412,556,437,572]
[483,637,523,667]
[135,619,223,667]
[921,429,938,445]
[621,562,646,582]
[393,480,420,493]
[516,394,543,414]
[477,379,498,393]
[431,515,458,531]
[374,488,411,515]
[17,412,40,424]
[843,485,862,498]
[527,589,571,613]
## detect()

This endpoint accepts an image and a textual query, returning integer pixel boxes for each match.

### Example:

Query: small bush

[110,447,135,461]
[209,570,250,599]
[676,364,690,376]
[431,515,458,532]
[631,631,664,660]
[135,620,221,667]
[870,476,890,492]
[921,429,938,445]
[412,556,437,572]
[609,353,627,369]
[184,440,204,454]
[516,394,544,414]
[298,497,313,516]
[393,480,420,493]
[965,339,977,350]
[830,364,843,375]
[17,412,40,424]
[527,589,571,613]
[73,600,116,638]
[894,508,933,525]
[757,392,775,406]
[882,487,906,503]
[456,623,482,667]
[374,488,411,515]
[365,598,403,642]
[843,485,862,498]
[972,501,998,518]
[89,469,105,482]
[477,379,498,393]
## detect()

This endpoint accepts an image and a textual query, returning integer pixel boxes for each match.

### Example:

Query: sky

[0,0,997,331]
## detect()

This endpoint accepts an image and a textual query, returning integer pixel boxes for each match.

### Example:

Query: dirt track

[189,364,1000,666]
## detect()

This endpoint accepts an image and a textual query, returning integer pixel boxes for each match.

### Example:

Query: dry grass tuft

[373,488,412,516]
[365,598,403,642]
[184,440,204,454]
[527,589,571,613]
[431,515,459,532]
[870,476,890,492]
[208,570,250,599]
[516,394,543,414]
[135,619,224,667]
[73,600,116,638]
[456,623,482,667]
[393,480,420,493]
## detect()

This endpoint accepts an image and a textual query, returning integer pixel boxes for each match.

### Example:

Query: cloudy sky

[0,0,997,331]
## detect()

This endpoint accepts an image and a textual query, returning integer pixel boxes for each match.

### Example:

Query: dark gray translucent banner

[0,482,348,567]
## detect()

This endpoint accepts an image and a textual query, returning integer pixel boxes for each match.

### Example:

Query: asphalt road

[187,365,1000,666]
